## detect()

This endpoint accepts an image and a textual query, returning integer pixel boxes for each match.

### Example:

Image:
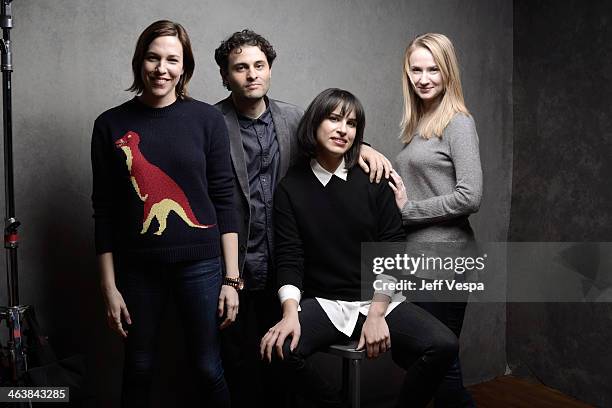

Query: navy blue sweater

[91,97,237,263]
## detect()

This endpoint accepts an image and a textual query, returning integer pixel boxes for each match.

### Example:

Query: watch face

[225,277,244,290]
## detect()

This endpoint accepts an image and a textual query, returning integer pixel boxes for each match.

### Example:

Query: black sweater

[91,97,237,263]
[274,162,405,301]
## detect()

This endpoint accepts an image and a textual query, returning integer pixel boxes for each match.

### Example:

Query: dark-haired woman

[91,20,239,407]
[259,88,459,407]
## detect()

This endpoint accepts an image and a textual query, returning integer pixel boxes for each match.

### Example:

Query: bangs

[336,98,357,118]
[322,93,364,125]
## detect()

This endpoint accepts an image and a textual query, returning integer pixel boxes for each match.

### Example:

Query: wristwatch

[223,276,245,291]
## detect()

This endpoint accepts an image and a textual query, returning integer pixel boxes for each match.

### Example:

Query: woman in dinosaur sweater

[91,20,239,407]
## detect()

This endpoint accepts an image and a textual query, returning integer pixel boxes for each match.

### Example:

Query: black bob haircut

[296,88,366,169]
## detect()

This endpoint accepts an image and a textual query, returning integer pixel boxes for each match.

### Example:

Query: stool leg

[342,357,350,402]
[350,359,361,408]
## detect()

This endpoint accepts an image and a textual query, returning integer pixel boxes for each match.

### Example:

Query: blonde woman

[389,33,482,407]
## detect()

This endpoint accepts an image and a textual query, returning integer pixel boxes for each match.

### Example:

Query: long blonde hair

[400,33,470,143]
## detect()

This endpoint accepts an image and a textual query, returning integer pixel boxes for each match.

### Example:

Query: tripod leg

[6,307,28,382]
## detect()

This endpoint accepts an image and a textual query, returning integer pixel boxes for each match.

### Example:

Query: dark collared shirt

[238,107,280,289]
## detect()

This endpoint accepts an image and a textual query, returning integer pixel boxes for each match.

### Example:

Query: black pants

[416,301,476,408]
[221,289,284,408]
[277,299,458,408]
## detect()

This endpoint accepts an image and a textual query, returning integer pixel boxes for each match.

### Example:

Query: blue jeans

[118,256,229,408]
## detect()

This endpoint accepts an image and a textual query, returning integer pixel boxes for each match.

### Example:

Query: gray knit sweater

[395,113,482,242]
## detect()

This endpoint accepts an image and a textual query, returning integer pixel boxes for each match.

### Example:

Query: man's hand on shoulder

[358,145,392,183]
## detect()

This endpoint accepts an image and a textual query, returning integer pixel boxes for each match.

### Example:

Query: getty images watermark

[362,242,612,302]
[362,242,489,303]
[372,252,487,293]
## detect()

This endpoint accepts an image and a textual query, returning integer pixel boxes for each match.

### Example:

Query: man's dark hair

[214,29,276,90]
[297,88,366,169]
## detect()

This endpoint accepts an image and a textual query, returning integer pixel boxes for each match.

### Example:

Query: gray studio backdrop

[510,1,612,406]
[0,0,511,406]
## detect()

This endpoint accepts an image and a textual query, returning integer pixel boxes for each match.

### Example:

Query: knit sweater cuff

[94,221,113,254]
[216,209,238,234]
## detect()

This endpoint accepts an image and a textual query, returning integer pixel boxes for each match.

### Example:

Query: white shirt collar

[310,158,348,186]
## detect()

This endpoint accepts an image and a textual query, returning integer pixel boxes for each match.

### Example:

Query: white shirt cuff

[278,284,302,305]
[374,274,398,299]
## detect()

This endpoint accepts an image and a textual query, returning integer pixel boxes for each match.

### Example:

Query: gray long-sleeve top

[395,113,483,242]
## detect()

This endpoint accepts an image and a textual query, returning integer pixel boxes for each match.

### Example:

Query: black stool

[324,340,366,408]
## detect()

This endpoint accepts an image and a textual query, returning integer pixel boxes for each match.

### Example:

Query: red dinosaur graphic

[115,131,215,235]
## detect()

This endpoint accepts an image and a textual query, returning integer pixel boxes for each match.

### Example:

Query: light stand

[0,0,30,385]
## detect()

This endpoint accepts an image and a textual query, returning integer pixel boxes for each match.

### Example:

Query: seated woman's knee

[270,337,304,369]
[430,330,459,366]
